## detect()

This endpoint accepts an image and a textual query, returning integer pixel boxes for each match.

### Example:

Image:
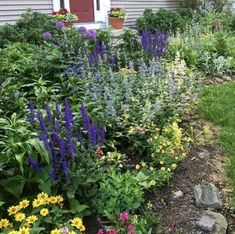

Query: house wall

[0,0,53,25]
[111,0,181,27]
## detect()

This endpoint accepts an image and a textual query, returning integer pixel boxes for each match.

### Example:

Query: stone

[198,150,210,159]
[193,183,222,209]
[215,77,224,84]
[204,211,228,234]
[172,190,184,199]
[196,215,216,232]
[222,75,232,82]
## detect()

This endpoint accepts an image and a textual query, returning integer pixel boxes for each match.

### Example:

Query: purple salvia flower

[28,101,35,125]
[76,130,82,142]
[27,156,42,173]
[45,103,54,127]
[50,168,56,181]
[56,21,65,30]
[43,31,52,40]
[37,111,48,137]
[90,122,98,146]
[78,26,87,33]
[64,99,73,137]
[39,134,50,150]
[81,103,91,132]
[54,121,61,133]
[67,139,76,157]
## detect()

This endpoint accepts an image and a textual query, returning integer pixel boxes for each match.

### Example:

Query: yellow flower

[37,192,49,200]
[8,231,18,234]
[8,206,20,216]
[55,195,63,203]
[159,161,164,165]
[18,227,29,234]
[15,213,26,222]
[19,200,30,209]
[0,219,10,228]
[32,199,42,208]
[141,162,146,167]
[135,164,140,170]
[68,232,76,234]
[50,229,61,234]
[149,167,154,171]
[26,215,38,224]
[149,180,156,186]
[167,168,171,172]
[160,167,166,171]
[79,224,86,232]
[71,217,83,230]
[49,196,58,204]
[172,163,177,169]
[40,208,49,216]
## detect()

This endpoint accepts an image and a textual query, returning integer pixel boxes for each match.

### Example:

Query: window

[96,0,100,11]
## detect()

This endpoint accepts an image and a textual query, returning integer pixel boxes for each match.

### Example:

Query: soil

[150,134,235,233]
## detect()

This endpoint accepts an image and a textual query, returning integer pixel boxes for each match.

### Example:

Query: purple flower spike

[50,168,56,181]
[45,103,54,127]
[37,111,48,136]
[43,31,52,40]
[27,156,42,173]
[86,29,96,40]
[99,127,105,145]
[56,21,65,30]
[78,26,87,33]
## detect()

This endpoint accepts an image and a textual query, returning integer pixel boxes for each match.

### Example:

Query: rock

[172,190,184,199]
[214,77,224,84]
[204,211,228,234]
[198,150,210,159]
[222,75,232,82]
[196,215,216,232]
[193,183,222,209]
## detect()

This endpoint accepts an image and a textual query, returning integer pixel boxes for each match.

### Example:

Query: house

[0,0,180,28]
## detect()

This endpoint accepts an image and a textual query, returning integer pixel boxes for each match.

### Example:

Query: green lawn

[199,81,235,209]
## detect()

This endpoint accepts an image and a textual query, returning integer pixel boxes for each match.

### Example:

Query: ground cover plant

[0,4,234,233]
[199,81,235,209]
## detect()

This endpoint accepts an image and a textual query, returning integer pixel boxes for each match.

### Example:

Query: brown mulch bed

[150,142,235,233]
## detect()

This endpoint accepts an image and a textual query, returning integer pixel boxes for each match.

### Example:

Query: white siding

[0,0,53,25]
[111,0,180,27]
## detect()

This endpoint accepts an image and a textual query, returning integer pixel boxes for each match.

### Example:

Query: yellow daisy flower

[55,195,63,203]
[15,213,26,222]
[159,161,164,165]
[160,167,166,171]
[79,224,85,232]
[32,199,42,208]
[8,206,20,216]
[50,229,61,234]
[0,219,10,228]
[26,215,38,224]
[40,208,49,217]
[68,232,76,234]
[71,217,83,230]
[135,164,140,170]
[8,231,18,234]
[49,196,58,204]
[149,180,156,186]
[150,166,154,171]
[19,200,30,209]
[18,227,29,234]
[172,163,177,169]
[37,192,48,200]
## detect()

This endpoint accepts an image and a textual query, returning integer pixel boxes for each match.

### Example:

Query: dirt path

[151,129,235,233]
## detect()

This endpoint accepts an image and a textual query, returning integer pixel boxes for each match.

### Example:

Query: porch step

[73,22,107,30]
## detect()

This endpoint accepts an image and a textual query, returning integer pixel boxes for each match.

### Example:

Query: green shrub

[136,8,184,34]
[93,171,144,221]
[0,10,57,48]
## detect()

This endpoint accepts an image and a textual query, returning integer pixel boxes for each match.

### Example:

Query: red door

[69,0,94,23]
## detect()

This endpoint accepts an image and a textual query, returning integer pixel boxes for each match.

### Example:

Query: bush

[0,10,57,48]
[136,8,184,34]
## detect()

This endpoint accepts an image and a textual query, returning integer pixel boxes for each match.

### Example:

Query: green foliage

[94,171,144,221]
[199,81,235,210]
[136,8,184,34]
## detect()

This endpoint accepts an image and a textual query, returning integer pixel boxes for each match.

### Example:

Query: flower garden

[0,1,234,233]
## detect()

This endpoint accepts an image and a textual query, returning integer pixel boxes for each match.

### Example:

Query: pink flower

[106,229,118,234]
[97,229,104,234]
[128,232,136,234]
[127,224,134,230]
[119,211,128,222]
